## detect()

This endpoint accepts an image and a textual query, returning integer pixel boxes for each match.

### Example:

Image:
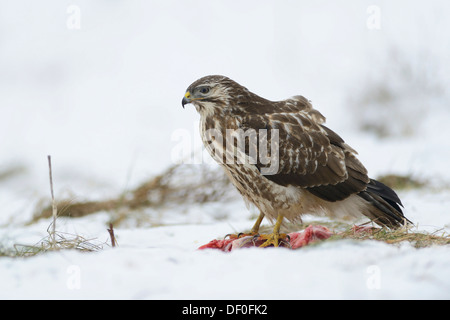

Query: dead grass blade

[13,231,103,257]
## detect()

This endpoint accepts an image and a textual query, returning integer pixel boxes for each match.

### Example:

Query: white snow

[1,0,450,300]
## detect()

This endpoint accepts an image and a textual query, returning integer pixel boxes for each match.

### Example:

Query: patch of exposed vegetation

[256,220,450,249]
[12,231,104,257]
[0,164,26,183]
[376,174,427,190]
[30,164,236,226]
[332,225,450,248]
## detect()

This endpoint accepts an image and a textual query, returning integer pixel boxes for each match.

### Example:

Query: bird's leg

[249,212,265,235]
[259,214,288,247]
[225,212,265,239]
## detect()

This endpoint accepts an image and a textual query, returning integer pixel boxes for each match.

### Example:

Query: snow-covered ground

[1,1,450,300]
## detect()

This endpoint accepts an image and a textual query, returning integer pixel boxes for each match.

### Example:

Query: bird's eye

[199,87,210,94]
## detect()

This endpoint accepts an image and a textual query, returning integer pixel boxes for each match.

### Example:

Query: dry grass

[30,164,236,226]
[0,164,26,182]
[332,226,450,248]
[376,174,427,190]
[0,243,14,257]
[0,222,105,258]
[255,220,450,249]
[13,231,104,257]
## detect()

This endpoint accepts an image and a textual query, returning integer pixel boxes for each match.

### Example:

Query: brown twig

[107,223,117,248]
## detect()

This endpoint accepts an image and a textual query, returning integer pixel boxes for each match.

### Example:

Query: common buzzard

[182,75,410,247]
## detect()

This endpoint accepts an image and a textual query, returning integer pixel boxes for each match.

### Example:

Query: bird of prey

[182,75,410,247]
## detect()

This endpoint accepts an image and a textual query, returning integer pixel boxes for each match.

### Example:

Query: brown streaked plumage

[182,75,410,246]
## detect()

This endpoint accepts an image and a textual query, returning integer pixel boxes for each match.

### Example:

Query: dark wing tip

[366,179,404,209]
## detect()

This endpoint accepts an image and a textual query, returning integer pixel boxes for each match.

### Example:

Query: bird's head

[182,75,249,114]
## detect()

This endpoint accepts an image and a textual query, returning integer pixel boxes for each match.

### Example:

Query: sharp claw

[279,234,291,248]
[225,232,257,240]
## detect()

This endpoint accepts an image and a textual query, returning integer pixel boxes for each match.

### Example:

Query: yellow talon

[250,212,265,235]
[258,232,289,247]
[225,212,265,239]
[224,213,288,248]
[259,214,286,248]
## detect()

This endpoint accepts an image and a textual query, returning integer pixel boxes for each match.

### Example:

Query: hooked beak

[182,91,191,109]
